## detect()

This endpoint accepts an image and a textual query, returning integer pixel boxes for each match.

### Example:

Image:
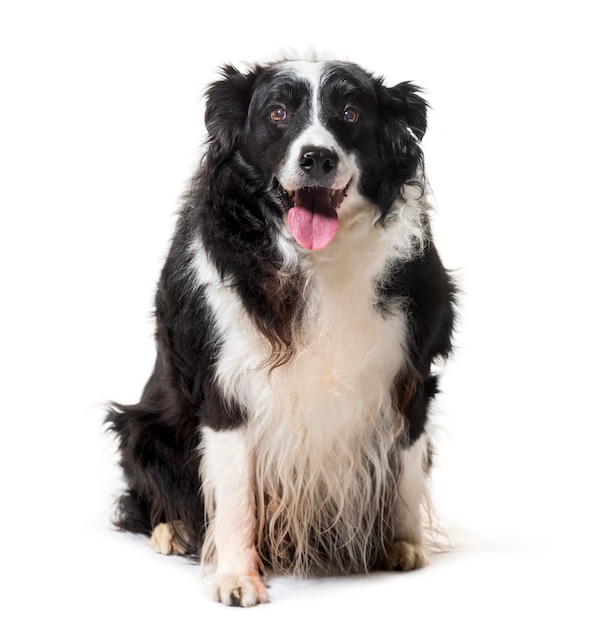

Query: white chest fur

[194,204,419,574]
[204,207,410,439]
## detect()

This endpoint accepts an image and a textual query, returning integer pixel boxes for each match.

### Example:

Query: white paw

[390,540,428,571]
[210,573,269,607]
[148,522,187,556]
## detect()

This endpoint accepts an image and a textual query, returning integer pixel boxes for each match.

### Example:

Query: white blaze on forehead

[281,60,331,145]
[278,59,325,108]
[276,60,356,192]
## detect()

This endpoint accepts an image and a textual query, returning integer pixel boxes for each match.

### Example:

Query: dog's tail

[104,401,204,557]
[105,403,155,537]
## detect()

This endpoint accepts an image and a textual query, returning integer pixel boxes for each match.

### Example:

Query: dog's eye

[270,108,288,122]
[343,108,359,124]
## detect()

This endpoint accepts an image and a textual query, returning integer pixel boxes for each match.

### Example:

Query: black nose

[299,146,338,180]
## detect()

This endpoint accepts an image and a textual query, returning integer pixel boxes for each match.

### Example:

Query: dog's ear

[373,81,428,214]
[385,81,428,141]
[204,65,259,166]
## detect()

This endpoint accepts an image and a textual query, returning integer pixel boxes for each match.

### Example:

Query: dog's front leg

[389,435,430,571]
[200,426,268,607]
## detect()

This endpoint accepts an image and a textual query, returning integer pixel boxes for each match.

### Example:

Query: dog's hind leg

[106,399,203,556]
[149,521,189,556]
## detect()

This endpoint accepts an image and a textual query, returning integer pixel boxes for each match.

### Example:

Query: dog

[107,58,456,607]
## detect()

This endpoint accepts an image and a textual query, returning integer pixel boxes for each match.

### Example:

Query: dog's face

[204,60,427,250]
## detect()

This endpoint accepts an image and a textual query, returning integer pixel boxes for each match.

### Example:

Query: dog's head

[204,60,427,250]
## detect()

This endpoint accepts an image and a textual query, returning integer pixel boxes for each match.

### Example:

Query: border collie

[107,59,456,607]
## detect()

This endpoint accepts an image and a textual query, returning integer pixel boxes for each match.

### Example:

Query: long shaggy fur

[106,58,456,605]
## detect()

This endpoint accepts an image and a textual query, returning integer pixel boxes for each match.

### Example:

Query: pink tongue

[288,205,339,250]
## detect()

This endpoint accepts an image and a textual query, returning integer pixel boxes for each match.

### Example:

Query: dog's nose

[299,146,338,180]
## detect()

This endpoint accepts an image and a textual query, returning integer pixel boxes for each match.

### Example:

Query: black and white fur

[107,59,456,607]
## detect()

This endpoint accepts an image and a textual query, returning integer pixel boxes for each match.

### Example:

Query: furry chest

[214,267,408,434]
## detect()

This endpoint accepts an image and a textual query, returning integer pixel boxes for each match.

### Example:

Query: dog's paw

[210,573,269,607]
[389,540,428,571]
[148,522,187,556]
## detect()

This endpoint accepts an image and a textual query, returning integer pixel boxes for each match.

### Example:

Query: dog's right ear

[204,65,259,167]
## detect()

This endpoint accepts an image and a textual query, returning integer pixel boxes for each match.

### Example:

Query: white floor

[2,1,597,624]
[11,441,595,625]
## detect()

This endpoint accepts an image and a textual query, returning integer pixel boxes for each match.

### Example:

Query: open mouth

[276,181,351,250]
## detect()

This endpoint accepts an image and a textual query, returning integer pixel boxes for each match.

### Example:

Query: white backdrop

[1,1,596,623]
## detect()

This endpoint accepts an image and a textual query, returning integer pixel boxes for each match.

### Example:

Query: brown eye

[343,108,359,123]
[270,107,287,122]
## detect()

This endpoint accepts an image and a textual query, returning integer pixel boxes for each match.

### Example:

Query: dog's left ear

[204,65,260,167]
[384,81,428,140]
[372,81,428,214]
